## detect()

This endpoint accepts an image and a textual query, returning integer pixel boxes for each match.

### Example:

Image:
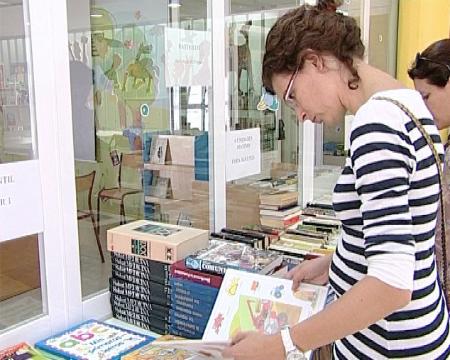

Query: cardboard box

[107,220,209,264]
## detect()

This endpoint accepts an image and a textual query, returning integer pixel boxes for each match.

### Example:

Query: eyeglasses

[283,66,300,110]
[414,52,450,73]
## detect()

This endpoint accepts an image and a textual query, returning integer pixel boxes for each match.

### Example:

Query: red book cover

[170,259,223,289]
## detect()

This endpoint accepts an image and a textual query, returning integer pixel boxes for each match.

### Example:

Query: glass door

[0,0,82,347]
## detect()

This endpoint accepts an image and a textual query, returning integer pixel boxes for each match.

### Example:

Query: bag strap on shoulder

[373,96,449,307]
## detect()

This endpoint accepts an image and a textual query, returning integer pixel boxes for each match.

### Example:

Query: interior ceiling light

[168,0,181,8]
[90,13,103,18]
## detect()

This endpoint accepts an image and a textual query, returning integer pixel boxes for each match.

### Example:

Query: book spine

[170,266,223,288]
[185,257,229,276]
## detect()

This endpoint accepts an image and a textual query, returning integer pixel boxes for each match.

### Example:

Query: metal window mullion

[209,0,227,231]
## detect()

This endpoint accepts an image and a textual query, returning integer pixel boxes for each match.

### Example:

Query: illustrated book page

[202,269,329,358]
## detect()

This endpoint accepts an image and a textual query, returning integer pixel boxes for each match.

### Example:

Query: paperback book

[0,343,46,360]
[122,335,201,360]
[34,320,152,360]
[184,240,283,276]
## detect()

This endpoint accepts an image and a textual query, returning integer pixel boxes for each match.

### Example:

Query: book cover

[149,137,168,164]
[170,259,223,288]
[34,320,152,360]
[107,220,209,264]
[184,240,283,276]
[148,339,230,359]
[0,343,47,360]
[122,335,199,360]
[202,269,329,359]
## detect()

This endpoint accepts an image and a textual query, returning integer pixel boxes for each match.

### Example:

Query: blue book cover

[35,320,153,360]
[170,278,219,297]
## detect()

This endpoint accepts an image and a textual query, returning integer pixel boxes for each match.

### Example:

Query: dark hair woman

[223,2,450,360]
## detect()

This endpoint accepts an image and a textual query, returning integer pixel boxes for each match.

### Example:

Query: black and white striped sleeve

[350,102,417,290]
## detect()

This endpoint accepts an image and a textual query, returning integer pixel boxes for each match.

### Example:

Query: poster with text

[164,28,211,87]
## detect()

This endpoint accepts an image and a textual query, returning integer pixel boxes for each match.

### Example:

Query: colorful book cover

[122,335,203,360]
[202,269,329,358]
[34,320,153,360]
[0,343,47,360]
[184,240,283,276]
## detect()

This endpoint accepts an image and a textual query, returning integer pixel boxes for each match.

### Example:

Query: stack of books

[268,203,341,259]
[107,220,209,334]
[259,190,301,229]
[109,253,171,334]
[210,227,272,249]
[169,260,222,339]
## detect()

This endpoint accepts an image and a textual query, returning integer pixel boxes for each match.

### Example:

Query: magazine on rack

[157,269,329,359]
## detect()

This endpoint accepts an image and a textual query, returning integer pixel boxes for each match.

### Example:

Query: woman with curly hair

[223,2,450,359]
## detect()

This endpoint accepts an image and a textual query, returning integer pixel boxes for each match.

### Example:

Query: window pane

[0,2,34,163]
[67,0,212,298]
[226,2,299,229]
[0,1,44,332]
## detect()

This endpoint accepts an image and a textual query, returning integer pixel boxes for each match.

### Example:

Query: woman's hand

[222,331,285,360]
[286,254,333,290]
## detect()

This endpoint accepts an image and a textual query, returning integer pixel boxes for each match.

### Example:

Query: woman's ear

[304,52,326,72]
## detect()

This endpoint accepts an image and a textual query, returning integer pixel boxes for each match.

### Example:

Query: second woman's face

[414,78,450,130]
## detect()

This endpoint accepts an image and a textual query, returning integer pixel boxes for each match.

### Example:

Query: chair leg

[90,213,105,263]
[97,193,101,235]
[120,200,125,225]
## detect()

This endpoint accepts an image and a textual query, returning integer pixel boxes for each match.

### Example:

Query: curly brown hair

[408,39,450,88]
[262,0,365,93]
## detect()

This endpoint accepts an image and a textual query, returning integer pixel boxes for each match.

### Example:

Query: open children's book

[156,269,330,359]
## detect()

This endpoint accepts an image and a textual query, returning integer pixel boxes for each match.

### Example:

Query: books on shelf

[260,205,301,217]
[184,240,283,276]
[260,212,301,229]
[107,220,209,264]
[34,320,152,360]
[259,190,298,207]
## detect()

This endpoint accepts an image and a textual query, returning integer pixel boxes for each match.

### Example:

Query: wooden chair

[75,170,105,263]
[97,152,143,227]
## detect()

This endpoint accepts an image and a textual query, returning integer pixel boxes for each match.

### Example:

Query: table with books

[0,217,339,360]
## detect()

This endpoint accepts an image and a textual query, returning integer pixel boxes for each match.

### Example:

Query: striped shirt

[329,89,450,359]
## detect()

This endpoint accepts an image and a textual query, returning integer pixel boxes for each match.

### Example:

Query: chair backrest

[118,151,143,188]
[75,171,96,212]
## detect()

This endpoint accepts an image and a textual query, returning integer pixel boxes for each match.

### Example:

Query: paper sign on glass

[0,160,44,241]
[226,128,261,181]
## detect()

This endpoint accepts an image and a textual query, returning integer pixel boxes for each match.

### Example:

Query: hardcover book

[34,320,152,360]
[184,240,283,276]
[107,220,209,264]
[158,269,329,359]
[170,259,223,288]
[259,190,298,207]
